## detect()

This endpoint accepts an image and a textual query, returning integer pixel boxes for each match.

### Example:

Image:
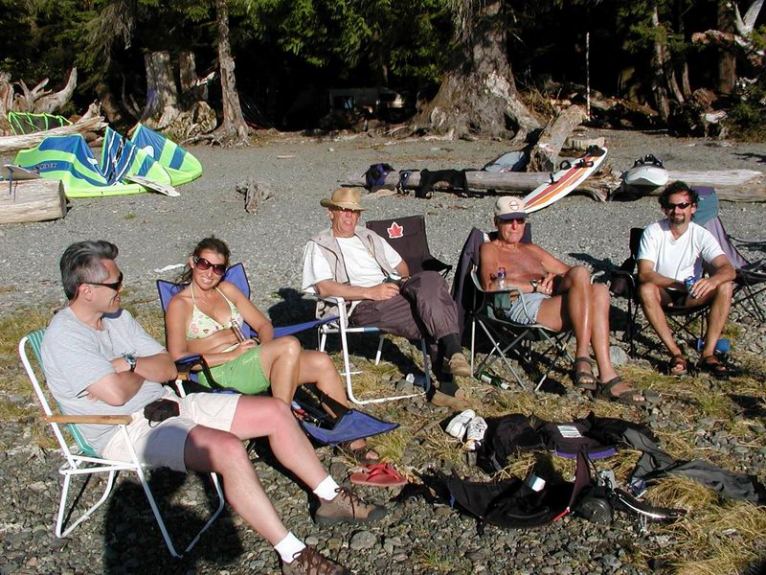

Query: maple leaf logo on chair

[387,222,404,239]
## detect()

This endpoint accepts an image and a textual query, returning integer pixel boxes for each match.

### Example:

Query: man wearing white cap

[302,188,471,410]
[479,197,645,405]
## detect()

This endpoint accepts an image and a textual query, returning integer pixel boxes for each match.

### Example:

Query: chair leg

[374,335,384,365]
[56,468,118,539]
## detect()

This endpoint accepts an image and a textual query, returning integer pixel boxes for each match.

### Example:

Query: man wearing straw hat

[302,187,470,410]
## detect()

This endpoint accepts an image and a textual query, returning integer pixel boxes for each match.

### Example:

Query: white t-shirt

[637,220,725,281]
[302,235,402,292]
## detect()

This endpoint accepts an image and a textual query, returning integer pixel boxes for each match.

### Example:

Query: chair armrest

[47,414,132,425]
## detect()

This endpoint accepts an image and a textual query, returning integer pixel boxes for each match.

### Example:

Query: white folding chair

[19,329,225,558]
[316,296,431,405]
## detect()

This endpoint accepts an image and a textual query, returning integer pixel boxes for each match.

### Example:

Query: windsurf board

[124,175,180,197]
[522,146,608,213]
[623,155,668,188]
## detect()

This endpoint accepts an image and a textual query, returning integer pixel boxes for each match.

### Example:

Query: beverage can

[684,276,696,292]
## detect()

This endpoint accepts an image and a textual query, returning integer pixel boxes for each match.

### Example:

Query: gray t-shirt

[41,307,166,454]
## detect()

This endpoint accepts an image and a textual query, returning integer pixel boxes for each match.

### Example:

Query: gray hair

[59,240,119,300]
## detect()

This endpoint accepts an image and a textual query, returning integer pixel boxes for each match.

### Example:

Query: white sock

[274,532,306,564]
[313,475,340,501]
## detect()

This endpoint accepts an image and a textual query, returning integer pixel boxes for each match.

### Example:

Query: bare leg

[638,282,683,357]
[536,266,592,359]
[699,281,734,358]
[257,336,302,404]
[590,283,618,382]
[183,397,327,545]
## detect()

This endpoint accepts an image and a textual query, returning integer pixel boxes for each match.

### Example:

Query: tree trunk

[213,0,249,144]
[142,51,180,129]
[0,179,67,224]
[414,0,539,140]
[717,0,737,93]
[650,4,684,122]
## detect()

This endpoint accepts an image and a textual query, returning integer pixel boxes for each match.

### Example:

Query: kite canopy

[8,112,71,135]
[130,124,202,186]
[12,124,201,198]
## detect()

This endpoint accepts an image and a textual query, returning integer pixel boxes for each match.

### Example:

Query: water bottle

[405,373,427,388]
[478,370,511,390]
[696,338,730,354]
[496,267,506,289]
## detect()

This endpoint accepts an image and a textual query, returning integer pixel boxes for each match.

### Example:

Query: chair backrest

[157,263,254,339]
[452,224,533,336]
[365,215,434,275]
[19,330,98,458]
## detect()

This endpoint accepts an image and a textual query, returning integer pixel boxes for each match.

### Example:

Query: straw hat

[320,188,365,211]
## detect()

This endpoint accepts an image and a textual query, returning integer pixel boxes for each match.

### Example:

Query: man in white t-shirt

[637,181,735,377]
[302,188,471,410]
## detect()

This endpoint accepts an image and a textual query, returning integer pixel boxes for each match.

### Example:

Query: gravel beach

[1,128,765,575]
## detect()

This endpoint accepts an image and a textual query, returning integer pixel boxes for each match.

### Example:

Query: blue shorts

[502,293,549,325]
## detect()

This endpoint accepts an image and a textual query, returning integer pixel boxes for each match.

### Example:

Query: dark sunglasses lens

[195,257,225,275]
[664,202,690,210]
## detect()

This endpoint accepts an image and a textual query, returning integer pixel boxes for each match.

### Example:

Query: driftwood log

[620,169,766,202]
[344,166,766,203]
[341,165,617,203]
[0,103,106,153]
[0,179,67,224]
[527,104,588,172]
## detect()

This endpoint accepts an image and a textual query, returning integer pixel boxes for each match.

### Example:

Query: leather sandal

[698,355,734,379]
[598,376,646,406]
[572,357,597,392]
[668,354,688,376]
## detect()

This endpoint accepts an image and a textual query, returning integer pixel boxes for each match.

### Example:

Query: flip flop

[349,463,408,488]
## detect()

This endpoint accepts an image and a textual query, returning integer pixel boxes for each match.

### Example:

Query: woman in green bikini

[165,237,375,458]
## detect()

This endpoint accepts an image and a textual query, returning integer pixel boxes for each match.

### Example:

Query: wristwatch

[123,353,137,372]
[530,280,539,293]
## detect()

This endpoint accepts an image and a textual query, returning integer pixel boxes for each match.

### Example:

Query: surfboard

[623,155,668,187]
[522,146,608,213]
[2,164,41,181]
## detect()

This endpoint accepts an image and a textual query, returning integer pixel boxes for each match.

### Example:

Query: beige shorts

[101,389,240,472]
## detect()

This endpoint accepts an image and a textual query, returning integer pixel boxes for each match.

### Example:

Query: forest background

[0,0,764,143]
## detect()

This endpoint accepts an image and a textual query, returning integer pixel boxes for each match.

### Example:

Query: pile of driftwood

[342,103,766,202]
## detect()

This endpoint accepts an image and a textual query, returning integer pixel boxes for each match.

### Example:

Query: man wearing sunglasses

[303,187,471,410]
[41,240,384,574]
[637,181,736,377]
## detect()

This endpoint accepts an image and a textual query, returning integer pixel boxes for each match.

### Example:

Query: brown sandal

[668,354,688,376]
[572,357,597,392]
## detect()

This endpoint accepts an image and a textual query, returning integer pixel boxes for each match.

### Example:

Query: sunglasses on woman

[194,256,227,276]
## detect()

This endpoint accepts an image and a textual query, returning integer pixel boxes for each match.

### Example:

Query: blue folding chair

[157,263,397,444]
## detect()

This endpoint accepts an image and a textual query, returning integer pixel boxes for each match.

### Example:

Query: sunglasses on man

[84,272,124,292]
[662,201,693,211]
[193,256,227,276]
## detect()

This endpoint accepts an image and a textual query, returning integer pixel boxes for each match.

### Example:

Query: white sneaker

[464,416,488,451]
[445,409,476,440]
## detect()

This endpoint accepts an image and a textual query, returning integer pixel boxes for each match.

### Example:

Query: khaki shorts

[101,388,240,472]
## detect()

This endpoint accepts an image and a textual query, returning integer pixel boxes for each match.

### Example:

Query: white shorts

[101,389,240,472]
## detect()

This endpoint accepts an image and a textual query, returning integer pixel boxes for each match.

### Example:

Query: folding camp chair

[611,186,766,355]
[455,227,573,391]
[157,264,396,441]
[19,330,224,558]
[314,216,445,405]
[610,227,711,357]
[365,215,452,277]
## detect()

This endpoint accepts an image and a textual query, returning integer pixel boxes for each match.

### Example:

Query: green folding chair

[19,329,225,558]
